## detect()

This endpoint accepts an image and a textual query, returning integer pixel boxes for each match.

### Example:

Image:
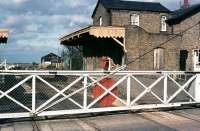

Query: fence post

[195,74,200,102]
[164,74,168,104]
[32,75,36,114]
[127,74,131,107]
[83,75,88,109]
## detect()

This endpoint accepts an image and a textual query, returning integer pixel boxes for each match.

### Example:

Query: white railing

[0,70,200,119]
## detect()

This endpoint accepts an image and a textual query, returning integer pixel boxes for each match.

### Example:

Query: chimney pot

[184,0,189,8]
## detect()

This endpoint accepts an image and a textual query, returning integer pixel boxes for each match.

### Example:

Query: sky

[0,0,199,63]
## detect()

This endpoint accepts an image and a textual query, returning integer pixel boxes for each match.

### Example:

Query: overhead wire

[126,21,200,66]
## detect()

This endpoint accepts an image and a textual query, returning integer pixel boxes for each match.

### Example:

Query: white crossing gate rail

[0,70,200,119]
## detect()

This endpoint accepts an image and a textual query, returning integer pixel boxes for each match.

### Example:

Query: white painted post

[127,74,131,106]
[83,75,88,109]
[195,74,200,102]
[164,74,168,104]
[4,59,7,70]
[32,75,36,113]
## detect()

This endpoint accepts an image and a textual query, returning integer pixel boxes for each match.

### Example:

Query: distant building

[40,53,63,69]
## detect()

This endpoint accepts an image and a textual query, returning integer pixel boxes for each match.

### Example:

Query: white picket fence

[0,70,200,119]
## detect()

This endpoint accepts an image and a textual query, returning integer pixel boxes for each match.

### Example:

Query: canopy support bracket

[112,38,127,52]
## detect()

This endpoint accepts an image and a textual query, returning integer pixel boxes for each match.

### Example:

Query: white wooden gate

[0,70,200,119]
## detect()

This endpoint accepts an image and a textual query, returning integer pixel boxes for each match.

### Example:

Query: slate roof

[92,0,170,17]
[167,3,200,25]
[41,53,61,62]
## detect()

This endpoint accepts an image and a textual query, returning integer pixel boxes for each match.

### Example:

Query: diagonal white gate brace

[167,75,197,103]
[130,75,165,105]
[36,75,83,109]
[88,76,127,105]
[0,75,33,112]
[36,76,84,112]
[0,70,200,119]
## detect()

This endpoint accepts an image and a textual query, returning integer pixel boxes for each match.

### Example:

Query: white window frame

[193,49,200,71]
[161,16,167,32]
[130,14,139,26]
[194,49,200,66]
[99,16,102,26]
[154,48,164,70]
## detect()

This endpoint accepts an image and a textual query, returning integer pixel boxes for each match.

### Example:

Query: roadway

[1,107,200,131]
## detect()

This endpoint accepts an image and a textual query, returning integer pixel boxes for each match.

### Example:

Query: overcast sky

[0,0,199,63]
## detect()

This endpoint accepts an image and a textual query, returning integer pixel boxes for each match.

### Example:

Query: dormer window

[161,16,167,32]
[99,16,102,26]
[130,14,139,26]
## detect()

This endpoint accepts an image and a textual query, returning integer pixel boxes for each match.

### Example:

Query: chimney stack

[184,0,189,8]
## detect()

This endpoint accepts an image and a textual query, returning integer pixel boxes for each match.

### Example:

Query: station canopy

[59,26,126,65]
[60,26,125,46]
[0,29,9,44]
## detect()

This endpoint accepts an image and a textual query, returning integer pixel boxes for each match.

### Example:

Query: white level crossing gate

[0,70,200,119]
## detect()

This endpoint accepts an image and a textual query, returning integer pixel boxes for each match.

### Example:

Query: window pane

[161,16,167,31]
[99,17,102,26]
[130,14,139,26]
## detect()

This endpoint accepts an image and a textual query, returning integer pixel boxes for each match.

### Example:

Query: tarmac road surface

[1,107,200,131]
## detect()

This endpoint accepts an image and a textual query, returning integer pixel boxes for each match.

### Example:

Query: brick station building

[60,0,200,71]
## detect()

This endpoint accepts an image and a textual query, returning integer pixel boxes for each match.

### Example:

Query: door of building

[180,50,188,71]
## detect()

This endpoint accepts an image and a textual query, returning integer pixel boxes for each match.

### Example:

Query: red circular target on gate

[92,78,119,107]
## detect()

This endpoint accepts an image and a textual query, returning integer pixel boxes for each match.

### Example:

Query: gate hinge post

[127,74,131,107]
[83,75,88,109]
[164,74,168,104]
[32,75,36,113]
[195,74,200,102]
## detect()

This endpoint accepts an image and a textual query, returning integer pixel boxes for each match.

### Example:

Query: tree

[61,45,83,70]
